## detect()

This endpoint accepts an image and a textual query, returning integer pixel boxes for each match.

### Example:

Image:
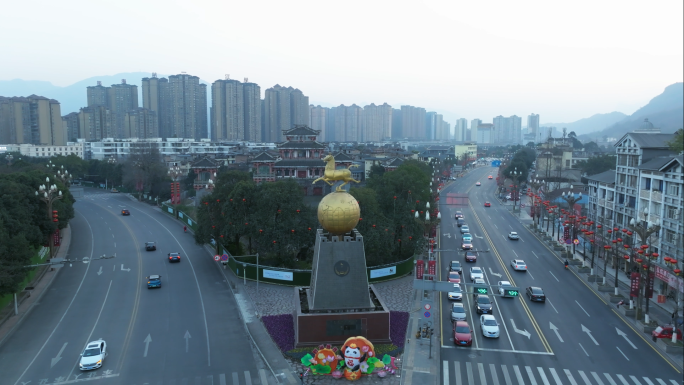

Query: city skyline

[0,1,681,125]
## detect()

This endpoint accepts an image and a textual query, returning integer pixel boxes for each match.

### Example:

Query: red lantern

[398,239,402,242]
[308,227,312,231]
[613,227,619,231]
[604,246,611,250]
[636,258,643,263]
[607,230,613,234]
[624,244,630,249]
[638,250,644,254]
[612,240,617,244]
[664,257,671,263]
[590,239,595,243]
[394,196,397,199]
[597,225,602,229]
[641,245,648,249]
[674,269,681,274]
[627,231,633,236]
[623,255,630,260]
[291,229,295,233]
[617,238,622,242]
[652,253,659,258]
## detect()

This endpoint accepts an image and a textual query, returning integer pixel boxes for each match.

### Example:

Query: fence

[160,203,416,286]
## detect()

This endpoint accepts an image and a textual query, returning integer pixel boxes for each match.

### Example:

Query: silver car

[448,284,463,301]
[451,303,467,321]
[511,259,527,271]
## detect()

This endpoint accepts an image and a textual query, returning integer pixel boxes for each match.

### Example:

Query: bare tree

[122,142,166,200]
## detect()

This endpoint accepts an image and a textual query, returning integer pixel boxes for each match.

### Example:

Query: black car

[456,218,466,227]
[526,287,546,302]
[121,209,130,216]
[168,252,181,262]
[145,242,156,251]
[449,260,462,273]
[475,294,493,314]
[454,211,464,220]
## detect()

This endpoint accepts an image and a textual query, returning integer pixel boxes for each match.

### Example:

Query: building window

[667,183,680,197]
[665,230,676,244]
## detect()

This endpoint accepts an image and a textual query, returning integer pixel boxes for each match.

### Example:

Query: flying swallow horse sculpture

[312,154,360,192]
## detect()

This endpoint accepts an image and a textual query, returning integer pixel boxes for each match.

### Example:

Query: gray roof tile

[585,170,616,184]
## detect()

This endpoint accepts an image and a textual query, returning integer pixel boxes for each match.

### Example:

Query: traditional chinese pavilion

[252,125,353,195]
[191,157,219,190]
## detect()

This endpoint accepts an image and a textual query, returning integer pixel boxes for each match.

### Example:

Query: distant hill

[542,111,627,136]
[0,72,212,115]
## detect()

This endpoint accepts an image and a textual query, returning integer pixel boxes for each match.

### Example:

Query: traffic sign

[221,254,229,261]
[424,304,431,311]
[214,255,220,261]
[573,239,580,245]
[424,311,431,318]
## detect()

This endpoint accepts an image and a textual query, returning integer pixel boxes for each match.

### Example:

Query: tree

[574,154,616,175]
[667,129,683,153]
[350,187,395,265]
[526,142,535,148]
[368,164,385,181]
[583,141,602,153]
[123,144,167,197]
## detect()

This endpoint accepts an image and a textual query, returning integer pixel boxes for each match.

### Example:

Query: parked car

[652,326,683,341]
[526,286,546,302]
[145,242,156,251]
[452,321,473,346]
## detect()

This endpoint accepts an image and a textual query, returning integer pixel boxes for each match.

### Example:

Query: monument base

[294,285,392,348]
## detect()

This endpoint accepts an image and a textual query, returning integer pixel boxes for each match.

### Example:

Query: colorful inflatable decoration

[300,337,399,381]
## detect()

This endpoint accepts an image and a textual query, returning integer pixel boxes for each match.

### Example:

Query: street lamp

[5,154,13,166]
[54,165,72,187]
[35,178,63,260]
[628,209,661,323]
[561,191,582,257]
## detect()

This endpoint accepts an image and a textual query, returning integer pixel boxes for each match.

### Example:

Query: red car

[461,241,473,250]
[465,251,477,262]
[484,202,491,207]
[488,175,493,179]
[448,271,461,283]
[453,321,473,346]
[652,326,682,341]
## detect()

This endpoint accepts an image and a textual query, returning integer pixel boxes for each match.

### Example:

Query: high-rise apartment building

[87,81,109,107]
[108,80,138,138]
[527,113,539,135]
[310,105,329,141]
[477,123,494,143]
[62,112,80,142]
[242,80,261,142]
[0,95,65,145]
[124,108,158,139]
[391,108,402,139]
[78,106,112,140]
[211,77,261,142]
[455,118,467,142]
[470,119,482,142]
[329,104,362,142]
[168,73,208,140]
[426,112,437,140]
[401,106,426,140]
[493,115,522,144]
[262,85,309,142]
[142,74,171,138]
[362,103,392,142]
[435,114,446,141]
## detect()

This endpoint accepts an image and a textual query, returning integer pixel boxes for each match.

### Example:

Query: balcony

[640,189,650,199]
[598,199,606,206]
[651,190,662,202]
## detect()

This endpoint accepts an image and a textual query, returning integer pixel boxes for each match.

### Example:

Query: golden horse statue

[312,154,360,192]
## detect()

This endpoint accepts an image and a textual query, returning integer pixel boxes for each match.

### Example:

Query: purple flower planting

[262,314,295,352]
[389,311,409,348]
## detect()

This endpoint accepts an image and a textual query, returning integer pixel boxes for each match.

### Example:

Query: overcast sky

[1,0,681,124]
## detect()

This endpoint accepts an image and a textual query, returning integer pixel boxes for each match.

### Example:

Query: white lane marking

[494,224,498,229]
[482,273,515,349]
[655,380,667,385]
[113,264,115,271]
[443,361,449,385]
[513,365,524,385]
[603,373,618,385]
[549,271,559,282]
[581,324,599,345]
[512,250,519,258]
[12,212,96,385]
[629,376,642,385]
[616,374,630,385]
[527,271,535,280]
[564,369,579,385]
[50,342,68,368]
[579,371,592,385]
[66,280,113,379]
[525,366,538,385]
[546,299,559,313]
[490,364,500,385]
[591,372,605,385]
[615,327,638,349]
[220,373,226,385]
[576,300,590,317]
[510,319,531,339]
[549,368,563,385]
[455,361,463,385]
[501,365,513,385]
[478,363,486,385]
[642,378,655,385]
[143,334,152,357]
[532,251,540,259]
[549,323,563,342]
[114,242,116,248]
[112,234,114,238]
[466,362,475,385]
[97,266,102,276]
[579,342,590,356]
[537,367,550,385]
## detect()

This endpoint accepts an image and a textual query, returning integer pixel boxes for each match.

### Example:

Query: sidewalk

[400,282,440,385]
[0,225,71,346]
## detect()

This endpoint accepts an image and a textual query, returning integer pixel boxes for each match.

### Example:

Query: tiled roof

[278,141,326,149]
[615,133,675,149]
[274,159,327,167]
[386,158,404,167]
[283,125,320,136]
[191,157,218,168]
[638,156,674,170]
[253,152,276,161]
[659,155,683,172]
[585,170,616,184]
[333,152,353,161]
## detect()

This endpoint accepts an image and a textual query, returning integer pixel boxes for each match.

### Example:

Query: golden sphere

[317,191,360,235]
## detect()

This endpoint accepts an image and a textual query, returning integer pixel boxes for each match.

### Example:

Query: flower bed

[262,314,295,352]
[390,311,409,348]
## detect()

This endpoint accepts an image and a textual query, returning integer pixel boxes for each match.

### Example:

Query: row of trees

[193,160,436,268]
[0,169,75,297]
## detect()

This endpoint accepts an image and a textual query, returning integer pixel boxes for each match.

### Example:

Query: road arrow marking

[615,327,637,349]
[143,334,152,357]
[121,264,130,272]
[581,324,599,345]
[510,319,531,339]
[474,234,484,239]
[184,330,191,353]
[97,266,102,276]
[488,268,502,278]
[549,323,564,342]
[51,342,67,368]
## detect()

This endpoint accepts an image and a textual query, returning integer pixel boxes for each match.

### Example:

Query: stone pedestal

[597,284,614,292]
[657,339,684,354]
[609,294,625,303]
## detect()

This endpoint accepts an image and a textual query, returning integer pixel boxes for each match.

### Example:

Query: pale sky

[1,0,682,124]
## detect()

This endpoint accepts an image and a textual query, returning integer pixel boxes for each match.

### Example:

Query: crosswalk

[442,361,680,385]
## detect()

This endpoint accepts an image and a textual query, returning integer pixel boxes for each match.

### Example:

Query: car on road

[145,242,156,251]
[456,218,466,227]
[652,326,683,341]
[474,294,493,314]
[473,278,486,286]
[451,303,467,321]
[497,281,513,296]
[147,275,162,288]
[480,315,500,338]
[452,321,473,346]
[168,252,181,262]
[508,232,519,240]
[511,259,527,271]
[470,267,484,281]
[460,225,470,234]
[462,233,472,242]
[488,175,493,179]
[448,271,461,283]
[476,182,481,186]
[449,260,462,273]
[484,202,491,207]
[448,284,463,301]
[526,287,546,302]
[110,188,118,193]
[121,208,130,216]
[455,211,464,219]
[79,339,107,370]
[461,241,473,250]
[465,251,477,262]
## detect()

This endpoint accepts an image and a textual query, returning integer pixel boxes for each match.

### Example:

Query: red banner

[53,229,60,246]
[427,260,436,281]
[630,273,640,297]
[416,260,425,280]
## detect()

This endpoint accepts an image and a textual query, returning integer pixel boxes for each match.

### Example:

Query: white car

[473,278,486,285]
[480,315,500,338]
[498,281,513,295]
[470,267,484,281]
[79,339,107,370]
[448,284,463,301]
[451,303,467,321]
[511,259,528,271]
[508,232,520,240]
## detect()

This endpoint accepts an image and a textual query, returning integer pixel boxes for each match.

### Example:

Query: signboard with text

[427,261,436,281]
[630,273,640,297]
[370,266,396,279]
[262,269,293,281]
[416,260,425,280]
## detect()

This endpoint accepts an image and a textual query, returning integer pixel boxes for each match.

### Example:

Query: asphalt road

[0,189,262,385]
[437,166,681,385]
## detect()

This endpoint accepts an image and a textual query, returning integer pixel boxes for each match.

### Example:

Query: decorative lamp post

[561,191,582,256]
[628,208,661,322]
[35,178,63,259]
[54,165,72,187]
[5,154,13,166]
[169,165,184,218]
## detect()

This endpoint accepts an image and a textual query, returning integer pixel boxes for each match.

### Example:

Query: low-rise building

[0,142,85,158]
